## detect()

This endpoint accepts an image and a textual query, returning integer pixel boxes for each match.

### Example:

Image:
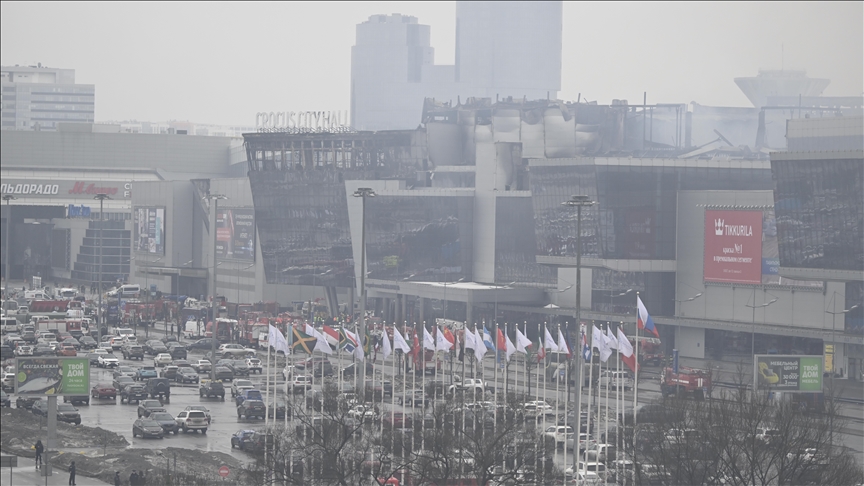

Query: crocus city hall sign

[255,110,349,130]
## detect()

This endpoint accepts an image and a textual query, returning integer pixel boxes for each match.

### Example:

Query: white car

[97,353,119,368]
[544,425,574,446]
[218,343,252,358]
[231,379,255,397]
[14,345,33,356]
[347,404,377,421]
[521,400,554,419]
[154,353,173,367]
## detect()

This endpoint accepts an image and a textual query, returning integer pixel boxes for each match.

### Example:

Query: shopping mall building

[1,101,862,379]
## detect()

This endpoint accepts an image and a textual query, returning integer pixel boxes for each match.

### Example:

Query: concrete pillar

[418,297,425,326]
[466,303,473,328]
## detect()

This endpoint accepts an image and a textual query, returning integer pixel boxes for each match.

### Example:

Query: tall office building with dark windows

[1,64,95,131]
[350,1,563,130]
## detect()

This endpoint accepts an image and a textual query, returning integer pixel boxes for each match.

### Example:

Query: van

[107,285,140,298]
[1,317,19,333]
[24,290,49,300]
[599,370,633,391]
[56,288,78,300]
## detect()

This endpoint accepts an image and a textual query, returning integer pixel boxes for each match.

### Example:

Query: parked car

[97,352,119,368]
[145,378,171,400]
[120,384,148,404]
[231,429,256,449]
[122,344,145,360]
[113,366,138,379]
[187,338,218,351]
[175,409,208,433]
[63,394,90,406]
[16,395,39,410]
[79,336,98,349]
[160,366,179,381]
[191,359,212,373]
[288,375,313,394]
[167,342,187,360]
[132,418,165,439]
[57,345,77,357]
[112,376,135,391]
[183,405,212,424]
[154,353,173,367]
[237,399,267,420]
[241,431,274,453]
[148,411,180,435]
[235,388,263,406]
[228,359,250,377]
[137,399,166,418]
[544,425,575,448]
[218,343,251,358]
[214,365,234,382]
[176,367,200,384]
[231,379,255,397]
[91,384,117,400]
[268,401,288,419]
[55,403,82,425]
[0,390,9,407]
[134,366,158,381]
[199,380,225,400]
[246,357,262,374]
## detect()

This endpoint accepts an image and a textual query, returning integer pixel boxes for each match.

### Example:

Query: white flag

[435,327,452,351]
[392,327,411,354]
[515,329,532,354]
[606,326,618,350]
[381,328,392,360]
[592,324,610,362]
[617,328,633,358]
[544,326,559,352]
[422,327,436,351]
[505,333,517,362]
[600,328,614,362]
[556,328,570,356]
[464,327,478,352]
[268,325,290,355]
[473,327,486,362]
[345,328,364,362]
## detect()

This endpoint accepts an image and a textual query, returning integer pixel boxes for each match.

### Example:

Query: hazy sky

[2,1,861,127]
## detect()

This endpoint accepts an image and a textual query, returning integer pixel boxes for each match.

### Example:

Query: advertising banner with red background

[704,210,763,284]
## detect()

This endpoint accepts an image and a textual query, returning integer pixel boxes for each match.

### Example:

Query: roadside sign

[218,466,230,477]
[754,355,822,392]
[14,357,90,396]
[0,456,18,467]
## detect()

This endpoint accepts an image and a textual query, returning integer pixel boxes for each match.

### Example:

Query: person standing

[68,460,76,485]
[114,471,121,486]
[34,440,43,468]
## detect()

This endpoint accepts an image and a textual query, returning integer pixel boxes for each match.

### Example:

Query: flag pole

[265,337,271,468]
[604,323,610,483]
[633,293,640,483]
[585,322,595,474]
[576,323,583,472]
[617,321,623,485]
[561,321,569,480]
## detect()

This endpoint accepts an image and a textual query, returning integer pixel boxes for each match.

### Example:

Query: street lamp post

[204,193,228,381]
[746,290,778,396]
[353,188,376,386]
[825,295,859,460]
[562,194,595,410]
[93,193,111,341]
[2,195,16,299]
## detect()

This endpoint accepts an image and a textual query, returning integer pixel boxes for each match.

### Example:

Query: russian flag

[637,295,660,338]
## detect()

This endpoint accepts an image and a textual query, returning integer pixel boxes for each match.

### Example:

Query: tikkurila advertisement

[704,210,763,284]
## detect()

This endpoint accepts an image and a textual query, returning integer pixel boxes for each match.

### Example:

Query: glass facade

[530,163,773,260]
[366,195,472,282]
[495,196,554,284]
[771,158,864,271]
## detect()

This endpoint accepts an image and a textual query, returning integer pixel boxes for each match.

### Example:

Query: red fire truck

[661,366,712,400]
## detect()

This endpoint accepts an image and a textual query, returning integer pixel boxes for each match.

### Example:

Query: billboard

[754,355,822,392]
[216,208,255,261]
[14,357,90,396]
[704,210,763,284]
[134,206,166,255]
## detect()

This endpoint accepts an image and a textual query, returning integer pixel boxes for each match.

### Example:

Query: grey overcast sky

[2,1,861,127]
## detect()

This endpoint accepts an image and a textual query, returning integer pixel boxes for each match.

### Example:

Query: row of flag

[268,294,659,374]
